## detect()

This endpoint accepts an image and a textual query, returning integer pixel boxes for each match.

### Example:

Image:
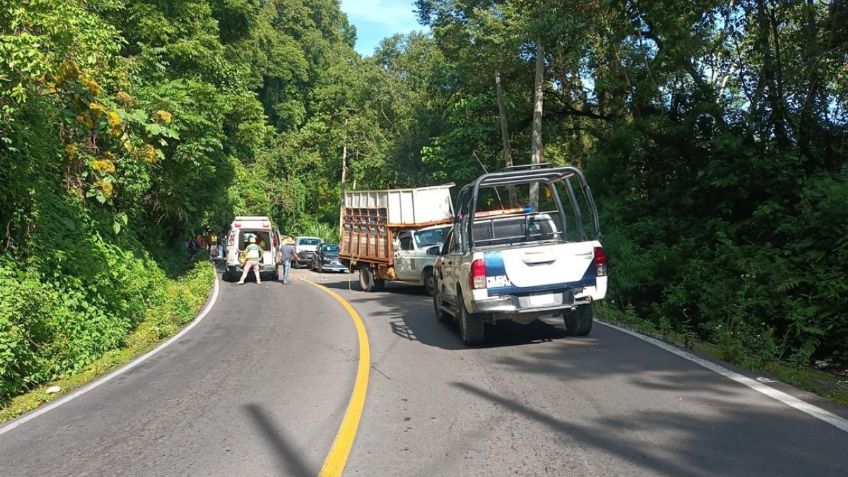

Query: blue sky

[340,0,426,56]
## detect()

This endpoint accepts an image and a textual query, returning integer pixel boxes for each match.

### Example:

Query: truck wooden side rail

[340,206,393,265]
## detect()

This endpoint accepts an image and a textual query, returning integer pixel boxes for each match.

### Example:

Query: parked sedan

[311,243,348,272]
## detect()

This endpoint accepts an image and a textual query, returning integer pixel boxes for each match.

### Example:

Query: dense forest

[1,0,846,401]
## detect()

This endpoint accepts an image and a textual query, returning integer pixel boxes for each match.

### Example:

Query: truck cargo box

[340,184,454,264]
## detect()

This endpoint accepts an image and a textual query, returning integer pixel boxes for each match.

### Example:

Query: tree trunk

[530,39,545,207]
[495,71,513,168]
[496,71,518,205]
[341,143,348,185]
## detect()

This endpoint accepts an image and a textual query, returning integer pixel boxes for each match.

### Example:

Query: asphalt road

[1,266,847,476]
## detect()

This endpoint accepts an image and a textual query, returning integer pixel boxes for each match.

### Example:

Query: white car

[224,216,281,281]
[293,236,323,268]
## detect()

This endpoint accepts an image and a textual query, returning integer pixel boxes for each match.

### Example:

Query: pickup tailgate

[484,242,596,294]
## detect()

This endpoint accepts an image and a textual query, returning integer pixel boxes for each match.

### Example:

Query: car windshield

[323,244,340,253]
[414,227,449,248]
[299,238,321,245]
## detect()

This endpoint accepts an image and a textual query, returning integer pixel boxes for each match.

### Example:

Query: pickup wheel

[563,304,593,336]
[359,265,375,292]
[423,268,436,296]
[458,294,485,345]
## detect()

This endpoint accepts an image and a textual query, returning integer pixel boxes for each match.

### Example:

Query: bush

[0,217,213,403]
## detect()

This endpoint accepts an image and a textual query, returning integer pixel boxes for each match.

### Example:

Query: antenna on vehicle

[471,150,488,173]
[472,150,504,212]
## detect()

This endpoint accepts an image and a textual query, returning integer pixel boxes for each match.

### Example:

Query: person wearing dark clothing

[187,238,197,259]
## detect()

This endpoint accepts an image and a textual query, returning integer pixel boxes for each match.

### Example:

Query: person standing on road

[209,231,219,260]
[237,236,264,285]
[218,231,225,259]
[278,237,298,284]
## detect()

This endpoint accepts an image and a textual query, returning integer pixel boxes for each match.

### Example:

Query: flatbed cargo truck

[339,184,454,293]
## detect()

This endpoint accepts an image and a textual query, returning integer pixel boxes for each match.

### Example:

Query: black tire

[359,265,375,292]
[423,268,436,296]
[374,278,386,291]
[563,304,593,336]
[432,287,451,323]
[458,293,485,345]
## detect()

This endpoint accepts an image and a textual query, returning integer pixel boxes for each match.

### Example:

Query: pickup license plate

[529,293,555,306]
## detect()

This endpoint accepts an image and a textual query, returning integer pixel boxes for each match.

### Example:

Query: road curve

[0,269,360,476]
[2,267,848,477]
[307,272,848,477]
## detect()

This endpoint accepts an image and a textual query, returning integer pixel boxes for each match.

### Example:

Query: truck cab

[433,164,607,345]
[392,224,451,295]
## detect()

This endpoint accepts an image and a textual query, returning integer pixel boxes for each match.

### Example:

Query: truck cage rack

[456,165,602,247]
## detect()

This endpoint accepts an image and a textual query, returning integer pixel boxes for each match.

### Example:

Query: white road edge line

[598,320,848,433]
[0,269,221,436]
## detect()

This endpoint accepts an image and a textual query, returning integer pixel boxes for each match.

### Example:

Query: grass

[596,303,848,408]
[0,261,215,424]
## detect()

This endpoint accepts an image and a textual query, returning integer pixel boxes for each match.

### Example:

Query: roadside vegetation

[0,260,212,422]
[1,0,846,408]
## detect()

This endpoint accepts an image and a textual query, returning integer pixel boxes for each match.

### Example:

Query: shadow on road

[243,403,315,477]
[450,381,846,477]
[313,272,579,351]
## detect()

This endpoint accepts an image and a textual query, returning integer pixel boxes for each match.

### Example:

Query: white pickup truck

[392,224,451,295]
[432,165,607,345]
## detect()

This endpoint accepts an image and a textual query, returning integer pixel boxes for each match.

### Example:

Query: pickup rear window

[469,179,598,244]
[472,214,560,247]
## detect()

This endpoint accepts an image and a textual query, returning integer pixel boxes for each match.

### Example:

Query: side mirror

[426,246,440,256]
[393,241,400,252]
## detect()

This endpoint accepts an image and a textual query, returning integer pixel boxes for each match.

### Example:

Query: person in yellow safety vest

[237,236,264,285]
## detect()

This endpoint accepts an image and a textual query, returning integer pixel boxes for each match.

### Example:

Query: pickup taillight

[470,259,486,289]
[594,247,607,276]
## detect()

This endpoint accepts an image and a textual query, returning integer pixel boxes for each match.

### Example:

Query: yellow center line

[303,278,370,477]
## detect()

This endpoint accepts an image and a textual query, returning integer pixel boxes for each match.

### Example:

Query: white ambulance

[224,216,281,281]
